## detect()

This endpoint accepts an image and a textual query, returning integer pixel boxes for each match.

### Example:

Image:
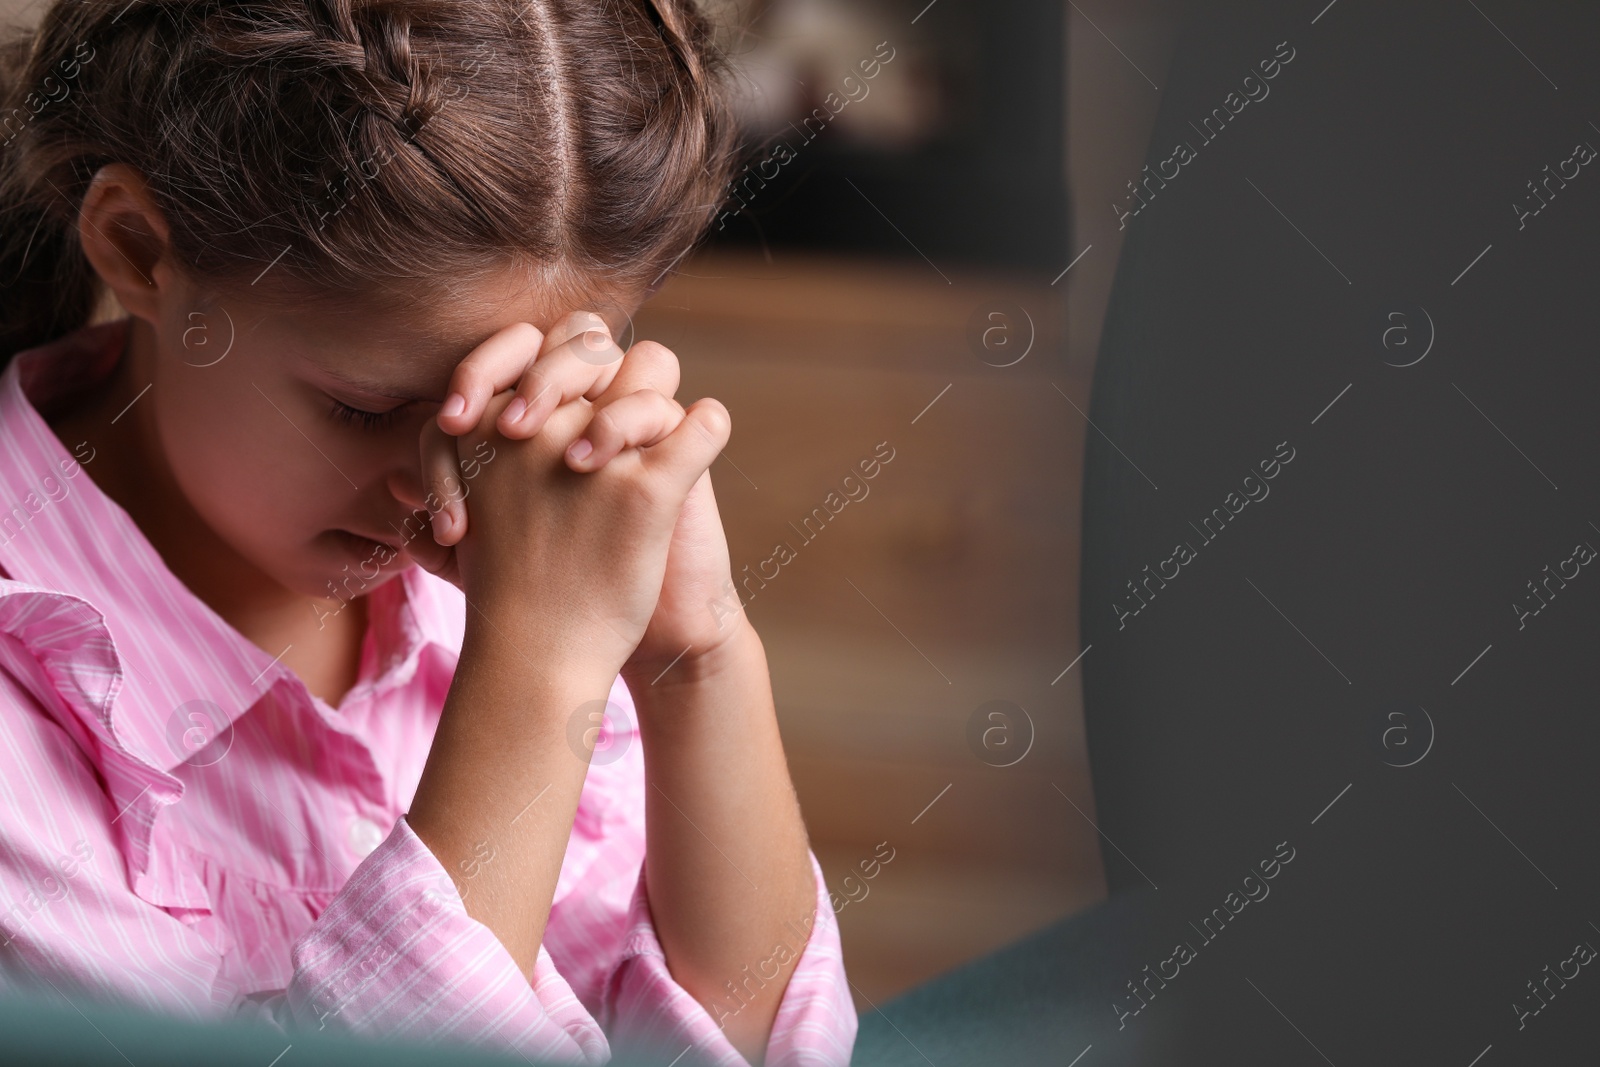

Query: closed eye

[327,397,405,431]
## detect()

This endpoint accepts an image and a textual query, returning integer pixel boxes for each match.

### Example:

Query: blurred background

[630,0,1183,1007]
[0,0,1184,1013]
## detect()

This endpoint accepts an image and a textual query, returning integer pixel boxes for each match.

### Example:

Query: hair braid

[0,0,745,358]
[295,0,441,137]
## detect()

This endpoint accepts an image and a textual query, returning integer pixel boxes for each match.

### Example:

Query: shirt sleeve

[288,672,858,1066]
[0,657,856,1065]
[600,852,858,1067]
[541,678,859,1067]
[0,661,611,1063]
[273,815,613,1063]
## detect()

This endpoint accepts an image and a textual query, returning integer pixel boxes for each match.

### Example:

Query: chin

[295,529,416,604]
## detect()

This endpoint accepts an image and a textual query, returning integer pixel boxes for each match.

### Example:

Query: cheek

[149,352,376,576]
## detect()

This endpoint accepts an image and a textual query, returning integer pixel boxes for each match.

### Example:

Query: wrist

[621,617,763,693]
[461,595,625,689]
[625,618,772,749]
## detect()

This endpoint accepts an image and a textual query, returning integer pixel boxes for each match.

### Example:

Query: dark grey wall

[1081,1,1600,1062]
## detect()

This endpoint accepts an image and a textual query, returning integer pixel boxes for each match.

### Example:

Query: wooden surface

[635,248,1106,1007]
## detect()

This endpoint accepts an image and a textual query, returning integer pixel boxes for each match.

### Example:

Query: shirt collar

[0,318,462,903]
[0,316,465,764]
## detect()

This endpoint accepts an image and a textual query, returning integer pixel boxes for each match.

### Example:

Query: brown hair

[0,0,743,357]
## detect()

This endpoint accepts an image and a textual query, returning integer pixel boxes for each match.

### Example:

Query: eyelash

[327,398,401,432]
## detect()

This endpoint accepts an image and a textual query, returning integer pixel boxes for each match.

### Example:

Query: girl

[0,2,856,1065]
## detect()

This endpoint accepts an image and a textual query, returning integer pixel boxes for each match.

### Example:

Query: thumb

[640,397,730,493]
[418,418,468,546]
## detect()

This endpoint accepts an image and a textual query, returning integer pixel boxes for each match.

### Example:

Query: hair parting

[0,0,744,357]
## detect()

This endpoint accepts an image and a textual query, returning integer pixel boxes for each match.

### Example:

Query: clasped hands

[405,312,744,684]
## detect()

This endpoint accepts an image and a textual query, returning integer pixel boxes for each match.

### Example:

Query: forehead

[248,263,644,401]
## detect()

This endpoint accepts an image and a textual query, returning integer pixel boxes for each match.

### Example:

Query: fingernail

[568,438,593,462]
[431,509,455,541]
[502,396,527,425]
[442,393,466,418]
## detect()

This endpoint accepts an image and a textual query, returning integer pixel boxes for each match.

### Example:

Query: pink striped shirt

[0,319,857,1064]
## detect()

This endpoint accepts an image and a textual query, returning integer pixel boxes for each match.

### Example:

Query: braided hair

[0,0,742,356]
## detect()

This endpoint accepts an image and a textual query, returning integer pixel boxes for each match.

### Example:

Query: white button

[347,816,387,858]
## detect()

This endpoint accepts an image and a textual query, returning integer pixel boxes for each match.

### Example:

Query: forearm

[407,610,616,983]
[625,621,817,1065]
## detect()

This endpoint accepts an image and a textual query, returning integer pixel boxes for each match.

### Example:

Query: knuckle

[656,392,686,423]
[591,404,625,443]
[627,338,673,360]
[631,389,681,431]
[452,359,492,395]
[627,339,677,373]
[519,367,555,402]
[558,310,609,347]
[507,320,542,345]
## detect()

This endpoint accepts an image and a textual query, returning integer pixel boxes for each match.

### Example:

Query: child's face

[140,266,636,603]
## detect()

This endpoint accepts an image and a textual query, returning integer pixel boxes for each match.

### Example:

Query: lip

[333,529,405,561]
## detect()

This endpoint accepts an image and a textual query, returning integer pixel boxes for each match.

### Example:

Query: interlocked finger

[496,311,628,439]
[566,388,687,471]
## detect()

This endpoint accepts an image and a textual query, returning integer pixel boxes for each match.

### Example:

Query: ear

[76,163,176,323]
